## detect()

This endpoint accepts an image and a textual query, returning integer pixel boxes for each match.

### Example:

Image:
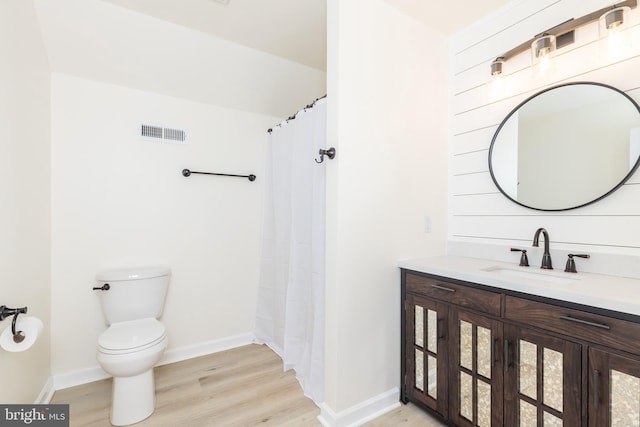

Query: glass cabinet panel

[477,326,492,379]
[460,320,473,370]
[415,349,424,391]
[543,412,563,427]
[543,348,563,413]
[477,380,491,426]
[413,304,438,398]
[415,306,424,348]
[460,371,473,421]
[610,369,640,426]
[452,310,502,426]
[427,309,437,353]
[517,337,571,424]
[427,355,438,398]
[590,348,640,426]
[520,400,536,427]
[519,340,537,400]
[505,325,581,426]
[405,294,448,416]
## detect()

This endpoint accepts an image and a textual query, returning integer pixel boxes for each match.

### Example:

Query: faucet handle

[564,254,590,273]
[510,248,529,267]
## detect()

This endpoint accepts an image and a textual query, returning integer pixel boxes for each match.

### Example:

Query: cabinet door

[504,324,581,426]
[450,309,504,427]
[405,293,449,416]
[589,348,640,426]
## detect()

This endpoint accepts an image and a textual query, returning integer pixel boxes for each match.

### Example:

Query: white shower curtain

[253,98,326,404]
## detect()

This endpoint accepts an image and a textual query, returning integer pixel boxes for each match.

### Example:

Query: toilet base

[110,369,156,426]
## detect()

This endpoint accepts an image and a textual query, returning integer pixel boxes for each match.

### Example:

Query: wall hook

[315,147,336,164]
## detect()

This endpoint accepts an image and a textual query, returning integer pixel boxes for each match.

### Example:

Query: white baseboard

[53,366,110,391]
[52,332,253,391]
[35,377,55,404]
[317,388,400,427]
[158,332,252,366]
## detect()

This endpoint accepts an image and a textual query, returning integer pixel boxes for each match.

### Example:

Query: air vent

[163,128,185,142]
[141,125,163,139]
[140,124,186,144]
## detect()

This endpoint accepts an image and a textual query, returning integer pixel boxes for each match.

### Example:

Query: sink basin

[482,266,579,285]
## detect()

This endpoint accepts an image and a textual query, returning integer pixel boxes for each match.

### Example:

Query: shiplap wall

[449,0,640,258]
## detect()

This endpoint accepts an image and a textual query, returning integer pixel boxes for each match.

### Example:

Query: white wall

[0,0,52,404]
[323,0,448,422]
[449,0,640,266]
[50,74,278,379]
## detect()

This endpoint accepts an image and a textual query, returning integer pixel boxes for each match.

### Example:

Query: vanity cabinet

[505,294,640,426]
[502,323,581,426]
[589,348,640,426]
[449,308,503,426]
[403,272,506,426]
[401,269,640,426]
[405,293,449,416]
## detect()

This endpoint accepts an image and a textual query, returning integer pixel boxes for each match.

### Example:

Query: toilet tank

[96,266,170,324]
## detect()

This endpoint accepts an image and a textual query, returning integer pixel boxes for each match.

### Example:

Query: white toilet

[94,266,170,426]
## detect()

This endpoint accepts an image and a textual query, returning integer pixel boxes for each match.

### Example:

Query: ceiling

[101,0,513,72]
[385,0,514,34]
[102,0,328,70]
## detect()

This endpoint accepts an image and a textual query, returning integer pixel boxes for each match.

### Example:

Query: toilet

[94,266,170,426]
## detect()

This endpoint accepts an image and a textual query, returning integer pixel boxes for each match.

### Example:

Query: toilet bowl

[94,267,170,426]
[97,319,168,426]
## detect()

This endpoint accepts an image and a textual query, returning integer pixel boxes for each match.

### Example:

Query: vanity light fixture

[600,6,631,41]
[599,5,632,58]
[604,6,627,29]
[530,34,556,70]
[491,57,504,76]
[490,0,637,76]
[531,35,556,61]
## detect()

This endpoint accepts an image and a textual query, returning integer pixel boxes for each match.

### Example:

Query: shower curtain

[253,97,326,405]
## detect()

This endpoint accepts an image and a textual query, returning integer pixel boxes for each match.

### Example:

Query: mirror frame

[488,81,640,211]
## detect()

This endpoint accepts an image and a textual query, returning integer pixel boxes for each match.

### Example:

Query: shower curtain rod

[267,94,326,133]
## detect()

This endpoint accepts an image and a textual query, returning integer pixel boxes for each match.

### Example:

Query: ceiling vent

[140,124,186,144]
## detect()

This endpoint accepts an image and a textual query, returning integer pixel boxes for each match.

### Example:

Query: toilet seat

[98,318,167,355]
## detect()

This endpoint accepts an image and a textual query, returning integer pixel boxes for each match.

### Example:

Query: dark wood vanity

[401,268,640,426]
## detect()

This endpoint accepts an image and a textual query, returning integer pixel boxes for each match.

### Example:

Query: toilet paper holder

[0,306,28,343]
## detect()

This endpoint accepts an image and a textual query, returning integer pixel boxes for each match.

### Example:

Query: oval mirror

[489,82,640,211]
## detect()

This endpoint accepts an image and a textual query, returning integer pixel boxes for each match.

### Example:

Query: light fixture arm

[492,0,636,73]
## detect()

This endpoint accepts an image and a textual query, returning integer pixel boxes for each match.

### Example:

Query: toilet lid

[98,318,166,352]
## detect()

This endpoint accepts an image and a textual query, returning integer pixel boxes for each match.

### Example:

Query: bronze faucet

[532,228,553,269]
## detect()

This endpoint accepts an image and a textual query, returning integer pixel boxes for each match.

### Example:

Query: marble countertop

[399,255,640,317]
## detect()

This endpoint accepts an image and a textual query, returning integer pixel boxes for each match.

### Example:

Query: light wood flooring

[52,344,445,426]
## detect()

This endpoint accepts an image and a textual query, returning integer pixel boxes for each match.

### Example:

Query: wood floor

[52,344,445,426]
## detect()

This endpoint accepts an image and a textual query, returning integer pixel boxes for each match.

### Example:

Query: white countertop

[399,255,640,317]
